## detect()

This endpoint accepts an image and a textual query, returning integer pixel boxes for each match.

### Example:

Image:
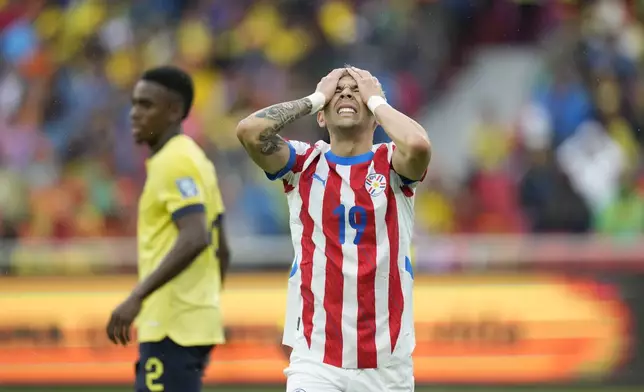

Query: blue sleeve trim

[399,174,419,185]
[171,203,206,221]
[265,142,296,181]
[404,256,414,279]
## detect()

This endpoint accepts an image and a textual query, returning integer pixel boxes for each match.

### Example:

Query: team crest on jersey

[175,177,199,198]
[365,173,387,196]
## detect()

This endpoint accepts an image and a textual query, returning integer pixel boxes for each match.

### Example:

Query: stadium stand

[0,0,642,246]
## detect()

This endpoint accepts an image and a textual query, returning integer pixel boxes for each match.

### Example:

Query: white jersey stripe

[308,156,329,356]
[370,157,393,365]
[394,183,417,357]
[336,163,359,368]
[282,173,305,347]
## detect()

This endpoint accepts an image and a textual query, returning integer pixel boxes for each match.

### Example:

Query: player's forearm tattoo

[255,98,313,155]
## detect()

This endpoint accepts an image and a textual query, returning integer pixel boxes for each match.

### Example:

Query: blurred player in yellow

[106,66,230,392]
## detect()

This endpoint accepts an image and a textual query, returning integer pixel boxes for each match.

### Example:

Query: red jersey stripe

[400,185,414,197]
[293,146,315,174]
[351,161,378,368]
[374,145,403,353]
[322,162,345,367]
[299,156,319,348]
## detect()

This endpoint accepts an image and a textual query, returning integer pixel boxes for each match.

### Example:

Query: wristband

[367,95,388,113]
[307,92,326,115]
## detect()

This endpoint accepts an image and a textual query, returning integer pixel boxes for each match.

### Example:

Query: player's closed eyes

[335,88,359,93]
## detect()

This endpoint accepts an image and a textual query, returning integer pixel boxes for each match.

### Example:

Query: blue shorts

[135,337,214,392]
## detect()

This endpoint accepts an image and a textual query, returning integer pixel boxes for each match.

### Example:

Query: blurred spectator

[469,102,513,173]
[519,148,591,233]
[556,120,625,214]
[532,61,592,147]
[415,175,456,234]
[0,217,18,275]
[595,171,644,238]
[465,103,524,233]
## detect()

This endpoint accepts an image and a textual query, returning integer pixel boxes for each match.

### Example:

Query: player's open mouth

[337,104,357,116]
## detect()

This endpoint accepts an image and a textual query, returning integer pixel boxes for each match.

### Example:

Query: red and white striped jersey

[273,140,422,369]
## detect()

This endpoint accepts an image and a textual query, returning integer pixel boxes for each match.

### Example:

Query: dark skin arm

[215,215,231,286]
[282,344,293,360]
[106,211,210,345]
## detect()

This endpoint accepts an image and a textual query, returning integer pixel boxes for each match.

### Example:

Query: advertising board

[0,273,635,385]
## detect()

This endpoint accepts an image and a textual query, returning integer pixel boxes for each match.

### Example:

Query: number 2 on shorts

[145,357,164,391]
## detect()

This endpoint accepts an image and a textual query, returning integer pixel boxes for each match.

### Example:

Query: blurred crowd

[0,0,642,242]
[418,0,644,237]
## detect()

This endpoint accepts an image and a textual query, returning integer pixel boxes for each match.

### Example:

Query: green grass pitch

[1,387,642,392]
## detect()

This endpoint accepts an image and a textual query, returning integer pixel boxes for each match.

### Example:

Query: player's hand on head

[315,68,346,105]
[106,294,143,346]
[346,66,384,104]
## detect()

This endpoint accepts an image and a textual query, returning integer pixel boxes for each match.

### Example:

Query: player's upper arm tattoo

[254,98,313,155]
[257,127,287,155]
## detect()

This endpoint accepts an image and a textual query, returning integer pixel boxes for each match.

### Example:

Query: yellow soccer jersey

[136,134,225,346]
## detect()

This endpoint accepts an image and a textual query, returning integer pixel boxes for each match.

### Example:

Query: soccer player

[236,66,431,392]
[106,66,230,392]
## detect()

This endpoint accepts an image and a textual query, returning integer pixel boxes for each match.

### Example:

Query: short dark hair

[141,66,194,119]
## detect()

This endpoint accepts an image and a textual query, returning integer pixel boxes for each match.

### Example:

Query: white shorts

[284,352,414,392]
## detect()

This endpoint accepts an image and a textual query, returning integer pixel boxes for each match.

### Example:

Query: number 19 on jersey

[333,204,367,245]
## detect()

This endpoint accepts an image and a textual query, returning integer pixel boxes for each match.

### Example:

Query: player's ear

[168,99,183,123]
[317,111,326,128]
